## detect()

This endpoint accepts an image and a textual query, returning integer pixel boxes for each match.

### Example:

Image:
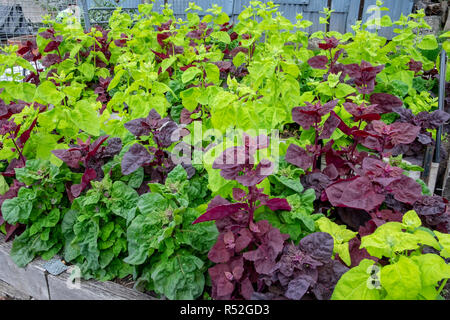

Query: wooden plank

[46,271,156,300]
[0,278,32,300]
[0,236,49,299]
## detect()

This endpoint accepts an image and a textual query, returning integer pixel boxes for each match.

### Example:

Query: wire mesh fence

[0,0,80,45]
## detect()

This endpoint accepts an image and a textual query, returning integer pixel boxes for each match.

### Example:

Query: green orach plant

[332,210,450,300]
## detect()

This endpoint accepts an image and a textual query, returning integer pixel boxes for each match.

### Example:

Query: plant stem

[437,278,448,299]
[11,137,26,165]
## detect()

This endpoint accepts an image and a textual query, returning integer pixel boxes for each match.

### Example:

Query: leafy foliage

[2,160,74,267]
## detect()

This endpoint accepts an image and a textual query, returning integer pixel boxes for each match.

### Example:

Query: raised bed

[0,234,154,300]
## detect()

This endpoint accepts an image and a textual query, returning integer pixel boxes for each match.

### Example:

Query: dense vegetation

[1,0,450,300]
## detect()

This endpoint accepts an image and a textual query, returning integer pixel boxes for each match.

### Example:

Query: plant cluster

[0,1,449,300]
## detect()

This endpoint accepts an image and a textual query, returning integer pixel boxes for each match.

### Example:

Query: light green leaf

[35,81,65,106]
[70,100,100,136]
[380,256,422,300]
[205,63,220,85]
[418,35,438,50]
[332,259,382,300]
[402,210,421,229]
[411,254,450,288]
[211,31,231,44]
[181,67,202,84]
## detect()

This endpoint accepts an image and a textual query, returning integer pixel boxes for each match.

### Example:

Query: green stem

[436,278,448,299]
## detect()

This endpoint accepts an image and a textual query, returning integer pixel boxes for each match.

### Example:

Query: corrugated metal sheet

[359,0,414,39]
[86,0,141,8]
[84,0,415,40]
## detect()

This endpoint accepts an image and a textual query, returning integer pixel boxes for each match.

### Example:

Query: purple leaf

[52,149,83,168]
[414,196,447,216]
[299,232,334,262]
[388,175,423,205]
[42,54,61,68]
[71,168,97,198]
[307,55,329,69]
[192,203,248,224]
[236,159,273,187]
[318,37,340,50]
[43,40,61,53]
[124,118,152,137]
[319,113,340,140]
[285,144,314,171]
[325,177,386,212]
[263,198,291,211]
[285,276,312,300]
[370,93,403,114]
[121,143,155,175]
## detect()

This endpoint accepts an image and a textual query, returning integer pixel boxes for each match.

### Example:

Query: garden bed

[1,1,450,301]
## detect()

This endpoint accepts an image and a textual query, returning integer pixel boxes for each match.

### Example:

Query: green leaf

[2,196,33,225]
[10,230,35,267]
[180,87,201,112]
[411,254,450,288]
[151,251,205,300]
[413,228,440,250]
[99,248,115,269]
[109,181,139,223]
[360,222,419,259]
[233,51,247,68]
[380,256,422,300]
[214,12,230,25]
[79,62,95,81]
[332,259,382,300]
[125,214,165,265]
[0,175,9,195]
[335,83,356,98]
[435,231,450,258]
[108,69,125,90]
[138,193,169,216]
[166,165,187,184]
[402,210,421,229]
[211,31,231,44]
[73,219,100,270]
[70,100,100,136]
[127,167,144,189]
[181,67,202,84]
[205,63,220,85]
[418,35,439,51]
[35,81,65,106]
[272,175,304,193]
[280,62,300,78]
[316,217,356,265]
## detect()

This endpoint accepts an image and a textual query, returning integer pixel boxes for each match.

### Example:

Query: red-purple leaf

[325,176,386,212]
[192,203,248,224]
[121,144,154,175]
[307,55,329,69]
[71,168,97,198]
[285,144,314,171]
[263,198,291,211]
[370,93,403,114]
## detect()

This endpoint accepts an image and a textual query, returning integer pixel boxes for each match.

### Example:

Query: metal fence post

[79,0,91,31]
[435,50,447,164]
